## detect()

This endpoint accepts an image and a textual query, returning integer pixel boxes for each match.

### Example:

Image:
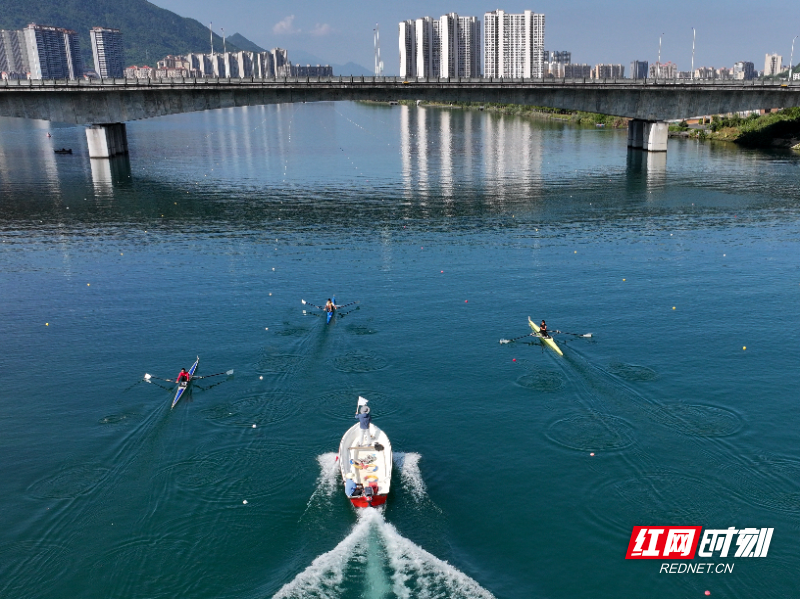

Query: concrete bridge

[1,76,798,157]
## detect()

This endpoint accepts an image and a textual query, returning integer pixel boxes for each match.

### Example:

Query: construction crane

[373,24,384,76]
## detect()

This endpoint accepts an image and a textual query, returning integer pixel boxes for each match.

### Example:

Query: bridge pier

[85,123,128,159]
[627,119,668,152]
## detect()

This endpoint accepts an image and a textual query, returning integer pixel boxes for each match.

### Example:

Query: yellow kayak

[528,317,563,356]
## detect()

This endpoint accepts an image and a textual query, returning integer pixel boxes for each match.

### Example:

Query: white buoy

[243,500,248,504]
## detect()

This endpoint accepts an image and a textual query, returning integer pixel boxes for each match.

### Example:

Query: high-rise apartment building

[732,61,755,80]
[564,63,591,78]
[23,23,83,79]
[649,61,677,79]
[630,60,648,79]
[90,27,124,78]
[545,50,570,64]
[764,53,782,77]
[414,17,440,77]
[593,64,624,79]
[457,16,481,77]
[399,20,416,78]
[484,10,545,79]
[399,14,481,78]
[0,29,30,77]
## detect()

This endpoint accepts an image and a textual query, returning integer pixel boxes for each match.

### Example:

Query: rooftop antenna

[373,23,384,75]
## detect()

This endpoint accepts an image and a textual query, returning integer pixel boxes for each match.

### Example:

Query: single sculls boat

[172,356,199,408]
[528,317,563,356]
[338,399,392,507]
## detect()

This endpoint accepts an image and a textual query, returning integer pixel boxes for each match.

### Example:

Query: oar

[337,306,360,319]
[194,369,234,380]
[335,300,359,310]
[301,299,325,311]
[499,333,533,344]
[553,330,593,338]
[144,373,176,383]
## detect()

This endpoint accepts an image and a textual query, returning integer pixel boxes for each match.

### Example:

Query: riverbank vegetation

[677,108,800,149]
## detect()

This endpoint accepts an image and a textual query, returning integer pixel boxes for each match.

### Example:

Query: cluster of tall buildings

[126,48,333,79]
[0,23,124,80]
[400,9,546,79]
[399,13,482,78]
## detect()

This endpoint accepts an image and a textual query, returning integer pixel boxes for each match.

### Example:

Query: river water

[1,103,799,599]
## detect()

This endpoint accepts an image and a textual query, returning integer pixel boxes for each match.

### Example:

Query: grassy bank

[671,108,800,149]
[393,100,629,128]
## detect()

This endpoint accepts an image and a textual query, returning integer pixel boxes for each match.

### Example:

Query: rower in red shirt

[176,368,190,384]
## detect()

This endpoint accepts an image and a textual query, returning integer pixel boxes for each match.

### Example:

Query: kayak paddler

[176,368,190,384]
[540,320,549,338]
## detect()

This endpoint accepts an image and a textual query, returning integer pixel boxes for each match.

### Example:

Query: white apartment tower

[399,20,416,78]
[90,27,124,78]
[484,10,545,78]
[457,16,481,77]
[399,13,481,78]
[764,53,782,77]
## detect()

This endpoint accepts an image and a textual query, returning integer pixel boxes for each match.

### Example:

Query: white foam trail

[314,452,340,498]
[273,511,372,599]
[376,514,496,599]
[393,452,427,502]
[299,453,340,521]
[273,509,495,599]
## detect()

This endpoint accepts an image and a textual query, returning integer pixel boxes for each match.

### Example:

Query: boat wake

[273,508,495,599]
[392,452,427,503]
[299,453,341,520]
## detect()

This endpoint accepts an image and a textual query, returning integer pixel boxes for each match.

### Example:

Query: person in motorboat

[345,472,357,497]
[355,405,372,446]
[176,368,190,385]
[540,320,549,338]
[325,298,337,313]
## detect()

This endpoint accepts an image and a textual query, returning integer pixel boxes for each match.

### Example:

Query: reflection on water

[1,105,799,232]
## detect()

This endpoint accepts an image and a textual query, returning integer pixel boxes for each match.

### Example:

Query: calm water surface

[1,103,800,599]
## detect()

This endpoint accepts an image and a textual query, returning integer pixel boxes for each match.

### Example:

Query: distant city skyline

[153,0,799,73]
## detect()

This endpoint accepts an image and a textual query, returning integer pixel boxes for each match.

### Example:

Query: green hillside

[226,33,264,54]
[0,0,244,70]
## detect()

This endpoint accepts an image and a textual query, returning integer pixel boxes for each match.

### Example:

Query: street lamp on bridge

[691,28,696,81]
[790,36,798,83]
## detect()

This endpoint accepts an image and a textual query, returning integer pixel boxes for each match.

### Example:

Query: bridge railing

[1,76,798,88]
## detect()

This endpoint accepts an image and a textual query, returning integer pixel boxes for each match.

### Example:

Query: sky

[154,0,800,73]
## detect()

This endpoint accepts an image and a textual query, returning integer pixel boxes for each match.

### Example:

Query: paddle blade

[499,339,510,344]
[144,373,152,381]
[226,369,234,375]
[301,299,307,305]
[583,334,593,338]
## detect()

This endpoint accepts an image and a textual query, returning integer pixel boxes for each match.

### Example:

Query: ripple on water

[256,352,305,374]
[333,352,388,373]
[201,391,294,428]
[607,361,659,382]
[26,463,110,500]
[98,412,140,425]
[345,323,378,336]
[272,324,310,337]
[724,457,800,514]
[158,446,290,504]
[586,471,721,532]
[515,369,565,392]
[317,389,398,421]
[546,412,635,452]
[654,403,744,438]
